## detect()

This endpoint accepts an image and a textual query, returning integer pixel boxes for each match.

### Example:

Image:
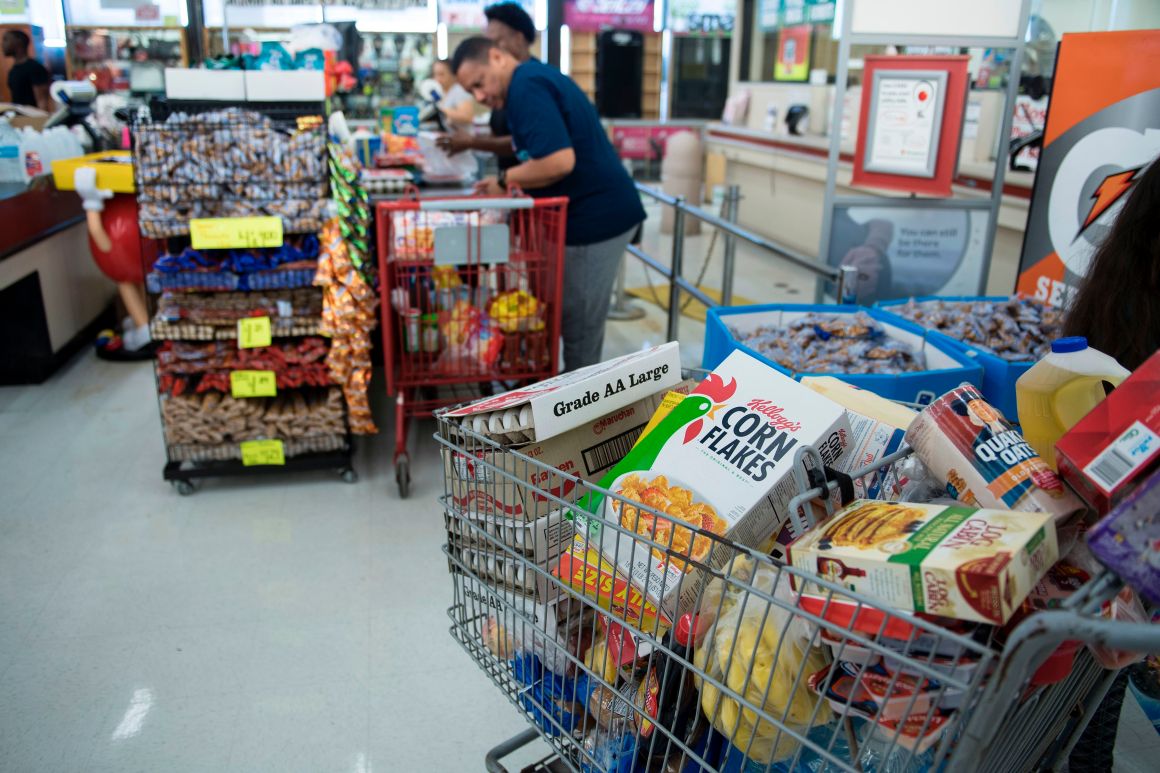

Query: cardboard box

[787,500,1059,625]
[446,342,682,444]
[1086,468,1160,606]
[1056,350,1160,514]
[553,533,671,636]
[576,348,852,620]
[443,380,695,521]
[445,508,575,600]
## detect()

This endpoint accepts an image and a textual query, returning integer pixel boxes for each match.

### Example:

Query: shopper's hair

[451,37,497,74]
[485,2,536,44]
[5,29,30,50]
[1063,157,1160,370]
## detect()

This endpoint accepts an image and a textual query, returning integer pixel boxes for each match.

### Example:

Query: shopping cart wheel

[395,456,411,498]
[340,468,359,484]
[172,479,195,496]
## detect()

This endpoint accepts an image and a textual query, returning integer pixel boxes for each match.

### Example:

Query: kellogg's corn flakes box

[574,349,851,620]
[787,500,1059,624]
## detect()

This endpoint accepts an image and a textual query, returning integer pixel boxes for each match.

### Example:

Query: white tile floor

[3,203,1159,771]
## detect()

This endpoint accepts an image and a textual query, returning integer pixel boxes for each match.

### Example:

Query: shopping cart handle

[419,197,535,212]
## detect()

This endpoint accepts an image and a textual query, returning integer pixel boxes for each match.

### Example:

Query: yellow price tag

[230,370,277,398]
[240,439,285,466]
[237,316,272,349]
[189,216,283,250]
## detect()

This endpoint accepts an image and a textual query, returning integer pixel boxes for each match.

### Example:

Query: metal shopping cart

[435,394,1160,773]
[376,194,566,496]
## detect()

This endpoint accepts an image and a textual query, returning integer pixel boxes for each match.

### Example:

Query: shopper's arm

[506,148,575,189]
[436,132,514,156]
[33,83,54,114]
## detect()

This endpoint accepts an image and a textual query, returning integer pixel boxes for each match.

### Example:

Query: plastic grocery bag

[694,555,833,765]
[418,131,477,181]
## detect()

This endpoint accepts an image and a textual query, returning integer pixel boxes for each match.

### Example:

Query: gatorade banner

[1016,30,1160,308]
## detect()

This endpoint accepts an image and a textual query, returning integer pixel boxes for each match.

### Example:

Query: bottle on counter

[0,118,24,184]
[1016,336,1130,468]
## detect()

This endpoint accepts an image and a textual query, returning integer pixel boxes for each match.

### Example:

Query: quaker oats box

[574,348,853,620]
[787,500,1059,625]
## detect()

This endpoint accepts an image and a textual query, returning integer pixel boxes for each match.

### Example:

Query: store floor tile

[3,204,1159,770]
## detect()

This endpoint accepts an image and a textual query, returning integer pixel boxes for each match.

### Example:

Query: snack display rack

[133,101,355,493]
[375,195,567,497]
[435,400,1160,773]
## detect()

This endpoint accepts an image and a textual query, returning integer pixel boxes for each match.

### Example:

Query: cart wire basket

[436,383,1159,773]
[377,194,566,496]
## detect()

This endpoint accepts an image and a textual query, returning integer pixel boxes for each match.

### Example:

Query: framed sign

[564,0,654,33]
[851,55,970,197]
[862,70,947,178]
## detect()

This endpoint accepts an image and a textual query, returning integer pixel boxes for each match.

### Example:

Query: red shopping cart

[376,193,567,496]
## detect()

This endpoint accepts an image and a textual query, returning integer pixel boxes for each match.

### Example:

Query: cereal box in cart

[573,349,852,619]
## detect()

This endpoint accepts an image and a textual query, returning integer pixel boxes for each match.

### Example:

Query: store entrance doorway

[671,36,730,119]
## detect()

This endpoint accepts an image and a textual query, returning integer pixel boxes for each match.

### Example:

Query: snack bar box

[787,500,1059,625]
[877,296,1033,418]
[703,304,982,405]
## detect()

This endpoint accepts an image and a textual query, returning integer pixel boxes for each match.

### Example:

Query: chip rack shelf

[435,395,1160,773]
[133,100,355,493]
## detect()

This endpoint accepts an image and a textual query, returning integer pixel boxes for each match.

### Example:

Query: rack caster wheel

[172,479,195,496]
[341,468,359,484]
[395,457,411,498]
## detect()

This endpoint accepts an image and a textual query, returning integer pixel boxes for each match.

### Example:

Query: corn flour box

[787,500,1059,624]
[574,349,851,619]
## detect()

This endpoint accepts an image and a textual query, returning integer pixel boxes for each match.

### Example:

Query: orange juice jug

[1015,337,1130,469]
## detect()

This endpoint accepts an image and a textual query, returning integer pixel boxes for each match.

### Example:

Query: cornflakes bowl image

[604,472,727,569]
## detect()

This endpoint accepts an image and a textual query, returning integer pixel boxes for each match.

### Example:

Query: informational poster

[564,0,654,33]
[773,25,811,82]
[667,0,733,36]
[0,0,27,15]
[441,0,535,31]
[1016,32,1160,308]
[827,203,991,304]
[68,0,184,26]
[761,0,835,30]
[863,72,945,178]
[851,55,970,197]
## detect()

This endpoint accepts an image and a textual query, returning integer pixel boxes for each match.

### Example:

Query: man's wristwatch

[497,168,508,191]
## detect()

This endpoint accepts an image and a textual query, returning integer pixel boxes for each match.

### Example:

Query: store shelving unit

[132,100,355,493]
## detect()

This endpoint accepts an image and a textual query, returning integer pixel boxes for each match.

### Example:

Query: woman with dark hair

[1063,157,1160,371]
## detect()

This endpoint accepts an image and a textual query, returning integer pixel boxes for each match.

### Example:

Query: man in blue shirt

[452,37,646,371]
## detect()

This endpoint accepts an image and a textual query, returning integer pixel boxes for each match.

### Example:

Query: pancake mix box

[787,500,1059,624]
[573,349,851,619]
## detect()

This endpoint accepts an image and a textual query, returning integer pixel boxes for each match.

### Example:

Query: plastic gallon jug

[1016,336,1130,469]
[0,118,23,184]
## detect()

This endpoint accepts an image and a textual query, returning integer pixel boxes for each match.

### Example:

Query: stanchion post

[720,184,741,307]
[836,264,859,305]
[668,198,686,342]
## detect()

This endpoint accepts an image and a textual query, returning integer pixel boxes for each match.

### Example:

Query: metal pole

[668,198,686,342]
[720,184,741,306]
[607,254,647,321]
[836,265,859,305]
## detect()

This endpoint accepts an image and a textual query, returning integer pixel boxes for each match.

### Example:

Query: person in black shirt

[3,30,53,112]
[435,2,533,167]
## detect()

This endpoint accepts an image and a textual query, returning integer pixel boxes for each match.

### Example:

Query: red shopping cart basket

[376,194,567,496]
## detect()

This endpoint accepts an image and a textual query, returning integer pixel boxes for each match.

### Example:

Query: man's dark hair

[484,2,536,44]
[5,29,31,50]
[451,36,497,74]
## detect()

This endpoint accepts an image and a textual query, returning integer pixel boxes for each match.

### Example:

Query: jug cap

[1051,336,1088,353]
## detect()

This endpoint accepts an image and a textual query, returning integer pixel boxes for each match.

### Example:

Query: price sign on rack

[230,370,277,398]
[237,316,272,349]
[189,216,283,250]
[240,439,285,466]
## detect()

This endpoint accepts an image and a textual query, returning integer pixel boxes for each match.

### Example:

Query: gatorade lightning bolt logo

[1079,168,1141,235]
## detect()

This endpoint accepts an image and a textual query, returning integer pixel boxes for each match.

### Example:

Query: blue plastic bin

[876,296,1038,419]
[703,304,982,405]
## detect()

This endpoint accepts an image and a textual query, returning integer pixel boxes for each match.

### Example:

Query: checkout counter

[0,180,113,383]
[702,83,1035,295]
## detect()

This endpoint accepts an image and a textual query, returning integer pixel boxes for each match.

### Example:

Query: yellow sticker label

[240,439,285,466]
[189,216,283,250]
[230,370,277,398]
[237,316,272,349]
